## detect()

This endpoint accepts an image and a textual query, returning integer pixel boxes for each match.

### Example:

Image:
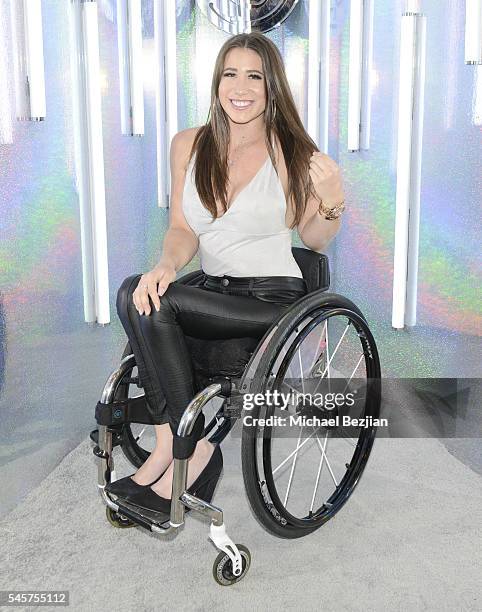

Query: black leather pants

[116,271,307,443]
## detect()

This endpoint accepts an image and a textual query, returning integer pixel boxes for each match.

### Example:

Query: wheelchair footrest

[115,498,171,530]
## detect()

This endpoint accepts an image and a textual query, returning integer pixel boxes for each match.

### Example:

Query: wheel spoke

[134,426,147,442]
[297,346,305,393]
[309,320,327,374]
[339,352,366,394]
[320,320,349,377]
[283,426,304,507]
[326,320,330,378]
[312,427,338,486]
[271,426,323,476]
[312,320,351,396]
[338,427,357,447]
[310,430,329,511]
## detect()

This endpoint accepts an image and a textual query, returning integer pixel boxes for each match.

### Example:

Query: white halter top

[182,151,303,278]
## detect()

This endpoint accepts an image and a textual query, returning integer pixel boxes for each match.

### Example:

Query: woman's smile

[230,99,254,110]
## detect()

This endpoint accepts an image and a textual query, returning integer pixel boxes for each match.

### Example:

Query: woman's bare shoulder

[172,126,204,168]
[168,127,204,233]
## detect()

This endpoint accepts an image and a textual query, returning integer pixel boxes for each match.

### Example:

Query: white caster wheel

[212,544,251,586]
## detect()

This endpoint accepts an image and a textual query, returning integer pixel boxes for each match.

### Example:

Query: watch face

[196,0,300,35]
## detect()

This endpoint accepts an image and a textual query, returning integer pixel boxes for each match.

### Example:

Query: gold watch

[318,199,345,220]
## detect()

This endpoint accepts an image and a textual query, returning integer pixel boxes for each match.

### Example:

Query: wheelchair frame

[92,248,381,585]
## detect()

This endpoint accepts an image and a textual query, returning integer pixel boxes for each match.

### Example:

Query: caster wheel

[105,506,135,528]
[212,544,251,586]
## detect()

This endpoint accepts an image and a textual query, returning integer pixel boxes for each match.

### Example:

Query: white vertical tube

[69,0,96,323]
[347,0,363,151]
[23,0,46,120]
[308,0,331,153]
[307,0,321,146]
[392,15,415,329]
[405,15,426,326]
[117,0,144,135]
[0,0,13,144]
[319,0,331,154]
[164,0,178,202]
[443,0,459,131]
[359,0,373,150]
[154,0,168,207]
[127,0,144,135]
[116,0,130,134]
[243,0,251,33]
[82,0,110,324]
[10,0,46,120]
[392,8,426,329]
[465,0,482,64]
[406,0,421,11]
[10,0,29,119]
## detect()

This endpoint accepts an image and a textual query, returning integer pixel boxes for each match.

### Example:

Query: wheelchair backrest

[291,247,330,293]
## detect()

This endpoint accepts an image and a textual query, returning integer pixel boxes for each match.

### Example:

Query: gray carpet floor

[1,435,481,612]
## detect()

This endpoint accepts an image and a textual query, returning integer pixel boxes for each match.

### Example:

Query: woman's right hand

[133,262,176,315]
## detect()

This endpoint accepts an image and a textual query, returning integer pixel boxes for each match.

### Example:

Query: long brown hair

[188,32,319,229]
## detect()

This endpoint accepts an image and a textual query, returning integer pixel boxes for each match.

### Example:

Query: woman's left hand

[309,152,345,207]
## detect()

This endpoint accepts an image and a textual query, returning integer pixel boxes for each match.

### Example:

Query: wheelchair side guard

[291,247,330,293]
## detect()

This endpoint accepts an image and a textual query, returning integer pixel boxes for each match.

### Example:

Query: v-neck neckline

[218,154,270,218]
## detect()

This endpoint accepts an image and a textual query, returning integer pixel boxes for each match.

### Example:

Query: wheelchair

[92,247,381,585]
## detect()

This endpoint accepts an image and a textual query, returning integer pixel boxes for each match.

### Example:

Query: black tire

[116,343,150,468]
[212,544,251,586]
[241,292,381,539]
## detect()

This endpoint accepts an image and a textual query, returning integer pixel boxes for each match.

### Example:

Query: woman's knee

[116,273,143,318]
[139,284,179,325]
[118,283,177,335]
[116,276,182,324]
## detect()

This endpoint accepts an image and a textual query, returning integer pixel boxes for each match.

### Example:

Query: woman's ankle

[152,444,173,460]
[132,448,173,484]
[195,437,214,455]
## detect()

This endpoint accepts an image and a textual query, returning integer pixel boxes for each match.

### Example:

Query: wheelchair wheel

[241,293,381,539]
[212,544,251,586]
[105,506,135,529]
[115,343,229,468]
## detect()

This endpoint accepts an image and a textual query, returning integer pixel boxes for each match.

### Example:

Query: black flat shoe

[105,469,166,500]
[127,444,223,514]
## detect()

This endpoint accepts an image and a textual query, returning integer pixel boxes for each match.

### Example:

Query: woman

[106,32,345,513]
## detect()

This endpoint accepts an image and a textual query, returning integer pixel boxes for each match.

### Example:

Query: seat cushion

[185,335,259,391]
